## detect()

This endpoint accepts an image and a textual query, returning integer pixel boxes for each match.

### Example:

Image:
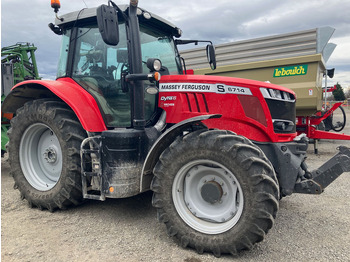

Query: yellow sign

[274,65,308,77]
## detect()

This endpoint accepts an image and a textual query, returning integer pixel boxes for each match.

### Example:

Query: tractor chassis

[81,124,350,200]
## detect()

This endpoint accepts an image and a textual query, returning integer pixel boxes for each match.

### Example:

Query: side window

[57,29,71,78]
[70,24,162,128]
[138,26,182,122]
[75,41,95,76]
[72,26,132,128]
[106,47,128,81]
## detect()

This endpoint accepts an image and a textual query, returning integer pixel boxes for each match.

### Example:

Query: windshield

[63,22,181,128]
[139,24,182,75]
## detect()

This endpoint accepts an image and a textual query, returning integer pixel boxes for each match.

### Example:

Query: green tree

[332,83,346,101]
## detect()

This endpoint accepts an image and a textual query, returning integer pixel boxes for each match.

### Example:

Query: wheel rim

[20,123,62,191]
[172,160,244,234]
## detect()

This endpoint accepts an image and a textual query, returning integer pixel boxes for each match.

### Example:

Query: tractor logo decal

[159,83,252,95]
[160,96,177,101]
[273,64,308,77]
[160,96,177,107]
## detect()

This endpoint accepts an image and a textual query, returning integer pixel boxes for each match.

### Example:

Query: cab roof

[55,5,182,37]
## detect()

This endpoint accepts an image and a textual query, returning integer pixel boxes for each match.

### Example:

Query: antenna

[82,0,88,8]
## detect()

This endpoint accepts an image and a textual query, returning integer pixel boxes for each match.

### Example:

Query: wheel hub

[182,164,241,224]
[43,147,57,163]
[201,181,223,204]
[20,123,62,191]
[173,161,244,234]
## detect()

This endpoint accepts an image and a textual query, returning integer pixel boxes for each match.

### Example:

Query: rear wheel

[151,129,279,257]
[8,99,86,211]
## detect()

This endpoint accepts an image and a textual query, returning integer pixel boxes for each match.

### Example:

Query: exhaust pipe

[130,0,138,7]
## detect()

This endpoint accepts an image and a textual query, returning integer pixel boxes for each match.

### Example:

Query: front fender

[2,77,107,132]
[140,114,221,192]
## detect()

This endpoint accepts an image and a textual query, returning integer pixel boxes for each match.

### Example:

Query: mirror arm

[108,0,128,20]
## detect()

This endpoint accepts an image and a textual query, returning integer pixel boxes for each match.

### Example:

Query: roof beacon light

[51,0,61,13]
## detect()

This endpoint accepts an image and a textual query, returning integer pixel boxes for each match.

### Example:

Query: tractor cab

[52,5,183,128]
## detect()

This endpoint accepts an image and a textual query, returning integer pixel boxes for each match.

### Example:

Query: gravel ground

[1,112,350,262]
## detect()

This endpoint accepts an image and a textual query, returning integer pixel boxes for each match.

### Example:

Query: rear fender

[1,78,107,132]
[140,114,221,192]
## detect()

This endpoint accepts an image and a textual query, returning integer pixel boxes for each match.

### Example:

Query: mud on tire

[8,99,86,211]
[151,129,279,257]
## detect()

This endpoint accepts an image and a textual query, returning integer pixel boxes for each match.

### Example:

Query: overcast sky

[1,0,350,89]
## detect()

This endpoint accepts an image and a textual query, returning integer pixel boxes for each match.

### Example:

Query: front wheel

[151,129,279,257]
[8,99,86,211]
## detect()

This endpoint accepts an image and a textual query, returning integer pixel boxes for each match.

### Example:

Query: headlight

[147,58,162,72]
[260,88,295,102]
[270,89,282,99]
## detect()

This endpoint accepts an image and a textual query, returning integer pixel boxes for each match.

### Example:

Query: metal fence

[325,100,350,111]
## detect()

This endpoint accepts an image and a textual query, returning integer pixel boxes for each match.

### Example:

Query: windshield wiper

[174,40,213,45]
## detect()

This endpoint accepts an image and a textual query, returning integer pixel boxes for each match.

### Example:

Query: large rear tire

[151,129,279,257]
[8,99,86,211]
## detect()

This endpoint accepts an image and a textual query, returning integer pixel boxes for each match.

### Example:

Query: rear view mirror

[97,4,119,46]
[206,44,216,70]
[326,68,335,78]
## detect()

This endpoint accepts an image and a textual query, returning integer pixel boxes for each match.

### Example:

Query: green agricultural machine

[1,43,40,154]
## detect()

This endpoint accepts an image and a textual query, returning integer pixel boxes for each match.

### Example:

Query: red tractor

[2,0,349,257]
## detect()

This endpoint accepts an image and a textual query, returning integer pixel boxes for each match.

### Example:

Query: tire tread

[8,99,86,211]
[151,128,279,256]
